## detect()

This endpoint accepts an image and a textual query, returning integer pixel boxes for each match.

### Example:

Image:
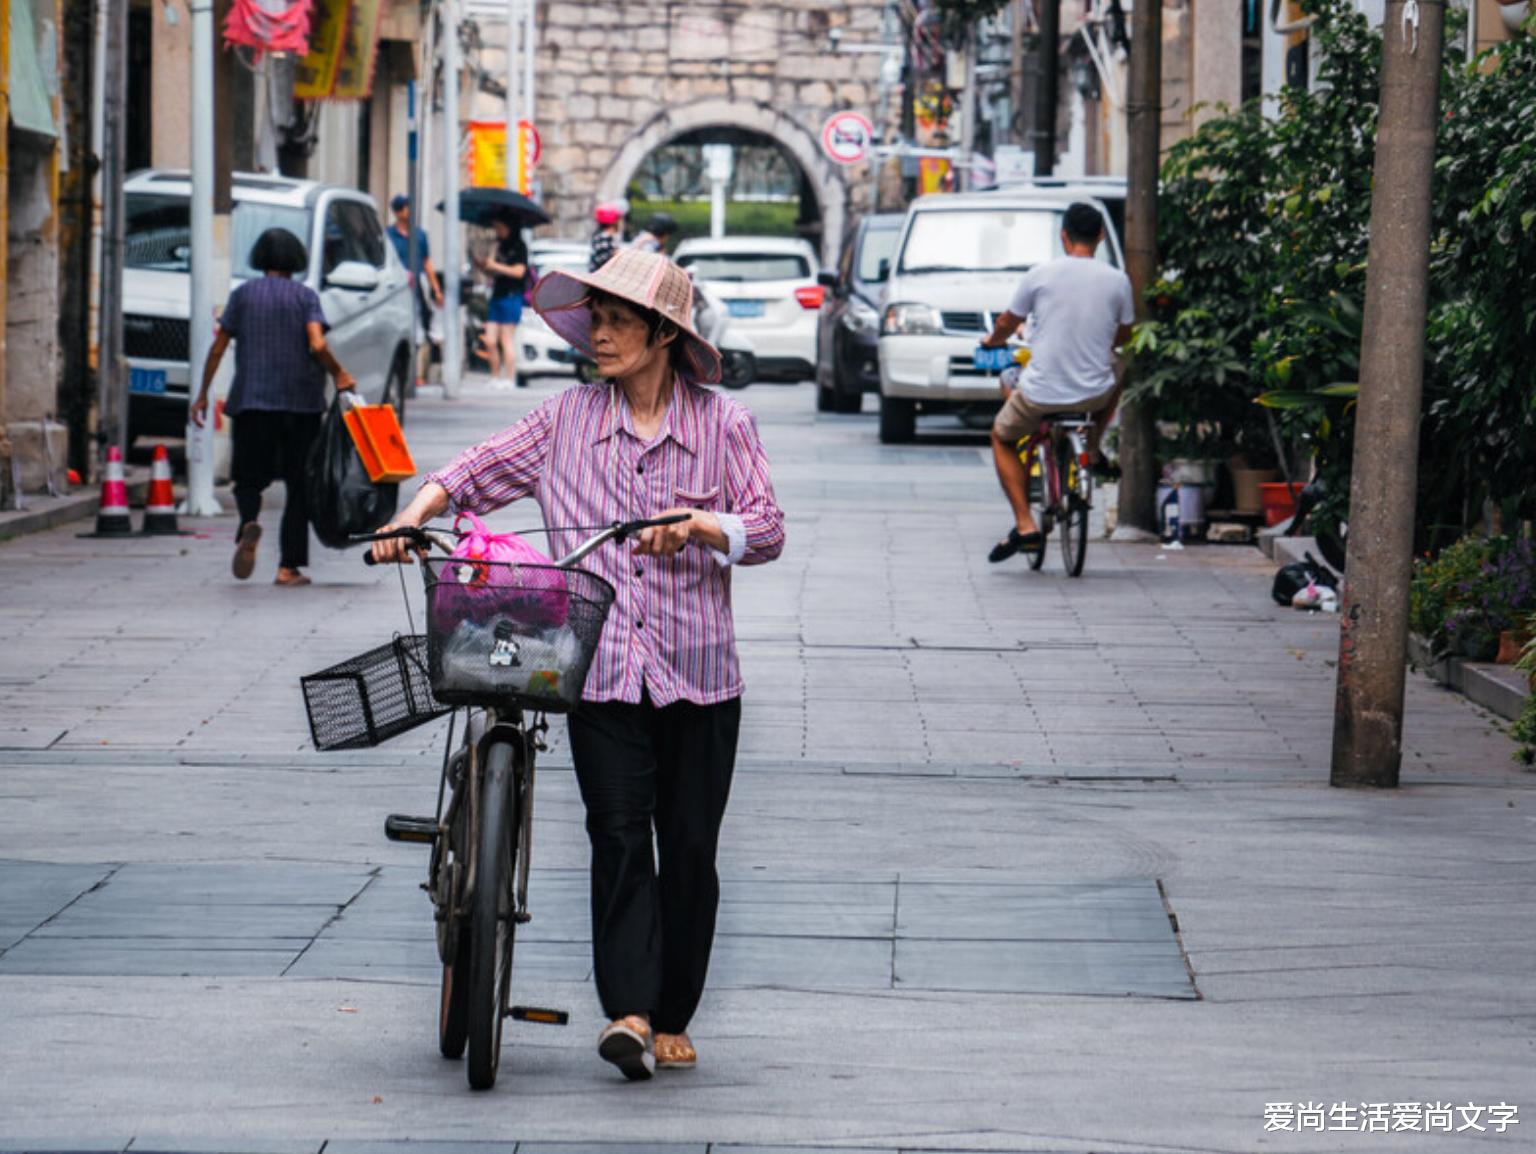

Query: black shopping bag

[307,393,399,549]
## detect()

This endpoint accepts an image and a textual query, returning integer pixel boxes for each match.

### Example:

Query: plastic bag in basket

[437,512,570,628]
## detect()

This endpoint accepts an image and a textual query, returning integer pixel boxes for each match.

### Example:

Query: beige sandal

[654,1032,696,1070]
[598,1015,654,1081]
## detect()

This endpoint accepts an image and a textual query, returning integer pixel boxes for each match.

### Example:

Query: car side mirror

[324,260,380,292]
[876,258,891,283]
[817,269,838,290]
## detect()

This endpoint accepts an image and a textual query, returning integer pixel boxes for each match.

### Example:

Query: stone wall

[479,0,891,263]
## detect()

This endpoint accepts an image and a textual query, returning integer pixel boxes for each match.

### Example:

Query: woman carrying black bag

[192,228,356,587]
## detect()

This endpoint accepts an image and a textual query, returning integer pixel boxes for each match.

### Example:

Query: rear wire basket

[301,634,450,750]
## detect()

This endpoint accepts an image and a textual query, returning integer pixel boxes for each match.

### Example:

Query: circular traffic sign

[821,111,875,166]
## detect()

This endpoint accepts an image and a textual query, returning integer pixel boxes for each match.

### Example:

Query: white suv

[675,236,822,381]
[123,170,414,443]
[876,191,1125,443]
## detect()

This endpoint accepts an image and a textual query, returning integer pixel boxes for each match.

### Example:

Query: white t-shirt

[1007,255,1135,405]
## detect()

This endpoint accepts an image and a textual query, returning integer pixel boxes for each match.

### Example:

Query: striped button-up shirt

[217,275,329,415]
[424,379,785,706]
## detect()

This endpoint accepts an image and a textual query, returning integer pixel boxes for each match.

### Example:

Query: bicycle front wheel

[1058,438,1091,577]
[1025,442,1049,570]
[466,739,519,1090]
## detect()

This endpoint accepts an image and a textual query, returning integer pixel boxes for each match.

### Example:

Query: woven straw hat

[530,248,722,384]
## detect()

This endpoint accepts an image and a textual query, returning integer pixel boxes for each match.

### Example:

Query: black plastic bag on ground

[1272,552,1339,606]
[306,394,399,549]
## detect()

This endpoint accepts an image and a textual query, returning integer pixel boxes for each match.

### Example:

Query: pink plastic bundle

[434,512,570,630]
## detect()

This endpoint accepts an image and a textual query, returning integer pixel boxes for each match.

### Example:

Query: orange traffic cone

[79,445,134,537]
[141,445,183,535]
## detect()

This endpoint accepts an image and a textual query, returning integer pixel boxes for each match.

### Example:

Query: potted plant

[1411,536,1536,662]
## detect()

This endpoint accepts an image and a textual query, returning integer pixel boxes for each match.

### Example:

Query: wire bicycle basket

[302,634,449,750]
[422,557,616,712]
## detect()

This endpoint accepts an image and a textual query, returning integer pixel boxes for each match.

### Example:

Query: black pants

[231,410,322,570]
[566,692,742,1034]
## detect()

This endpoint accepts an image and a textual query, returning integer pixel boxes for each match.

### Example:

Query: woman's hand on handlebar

[633,509,718,557]
[370,523,425,565]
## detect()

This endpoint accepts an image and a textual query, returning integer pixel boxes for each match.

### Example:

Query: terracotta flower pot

[1498,630,1533,665]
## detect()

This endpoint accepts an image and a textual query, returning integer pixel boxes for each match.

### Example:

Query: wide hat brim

[530,252,723,385]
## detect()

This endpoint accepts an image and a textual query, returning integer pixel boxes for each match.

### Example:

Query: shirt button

[634,565,643,577]
[636,618,645,630]
[637,463,645,475]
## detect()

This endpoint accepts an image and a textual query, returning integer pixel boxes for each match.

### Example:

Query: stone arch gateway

[528,1,890,267]
[596,101,848,267]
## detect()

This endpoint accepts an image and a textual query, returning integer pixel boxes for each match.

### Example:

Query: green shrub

[1514,619,1536,766]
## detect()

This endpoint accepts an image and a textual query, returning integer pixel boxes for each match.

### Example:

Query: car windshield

[857,226,901,283]
[898,209,1115,273]
[676,252,810,282]
[126,194,312,279]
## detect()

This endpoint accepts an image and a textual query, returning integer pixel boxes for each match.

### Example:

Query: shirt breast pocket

[673,485,721,512]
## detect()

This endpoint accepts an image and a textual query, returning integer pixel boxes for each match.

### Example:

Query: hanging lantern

[225,0,315,56]
[1497,0,1532,34]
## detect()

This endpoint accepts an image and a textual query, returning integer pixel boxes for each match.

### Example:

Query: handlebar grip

[363,551,379,567]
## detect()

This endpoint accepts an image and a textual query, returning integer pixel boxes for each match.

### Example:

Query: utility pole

[1010,0,1027,146]
[442,0,463,399]
[1331,0,1446,789]
[504,0,519,191]
[1113,0,1162,540]
[959,27,977,190]
[1032,0,1060,174]
[523,0,535,195]
[97,0,130,462]
[405,77,420,395]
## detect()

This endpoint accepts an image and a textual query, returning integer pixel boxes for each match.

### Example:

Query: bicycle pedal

[510,1006,569,1026]
[384,814,438,844]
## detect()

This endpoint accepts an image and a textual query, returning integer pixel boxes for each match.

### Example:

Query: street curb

[1409,634,1531,723]
[0,472,151,542]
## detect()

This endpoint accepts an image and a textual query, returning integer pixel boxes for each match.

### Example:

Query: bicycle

[349,514,690,1091]
[974,344,1096,578]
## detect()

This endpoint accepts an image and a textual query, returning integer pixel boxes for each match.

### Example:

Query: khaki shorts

[993,387,1115,444]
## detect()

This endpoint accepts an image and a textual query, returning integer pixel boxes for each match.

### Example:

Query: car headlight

[881,302,943,336]
[842,297,879,336]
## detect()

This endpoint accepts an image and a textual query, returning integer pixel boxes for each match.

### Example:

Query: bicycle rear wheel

[466,739,519,1090]
[1058,438,1091,577]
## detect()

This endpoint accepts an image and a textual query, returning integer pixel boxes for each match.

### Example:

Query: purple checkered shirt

[424,380,786,706]
[217,275,329,415]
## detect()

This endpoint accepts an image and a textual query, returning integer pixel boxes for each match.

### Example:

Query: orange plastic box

[343,403,416,483]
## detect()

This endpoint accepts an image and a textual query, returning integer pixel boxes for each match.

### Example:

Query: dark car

[814,213,903,414]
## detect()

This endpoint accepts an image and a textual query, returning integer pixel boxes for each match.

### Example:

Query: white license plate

[726,299,765,318]
[129,368,168,395]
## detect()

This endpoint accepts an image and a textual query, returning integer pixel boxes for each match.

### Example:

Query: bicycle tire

[466,739,518,1090]
[1059,439,1090,577]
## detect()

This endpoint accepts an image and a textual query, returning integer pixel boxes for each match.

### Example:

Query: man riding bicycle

[980,202,1134,564]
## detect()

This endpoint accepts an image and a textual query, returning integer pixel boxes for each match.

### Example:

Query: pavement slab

[0,379,1529,1153]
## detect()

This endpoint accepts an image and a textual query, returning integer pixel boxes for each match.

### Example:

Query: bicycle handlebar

[357,514,693,568]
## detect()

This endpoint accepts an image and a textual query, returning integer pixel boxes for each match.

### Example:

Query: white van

[876,190,1125,444]
[123,170,414,444]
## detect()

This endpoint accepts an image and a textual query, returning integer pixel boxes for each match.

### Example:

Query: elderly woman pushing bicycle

[372,249,785,1081]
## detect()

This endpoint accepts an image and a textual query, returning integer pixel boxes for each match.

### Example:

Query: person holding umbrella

[472,213,529,390]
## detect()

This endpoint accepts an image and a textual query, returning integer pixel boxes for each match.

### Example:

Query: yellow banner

[467,121,509,189]
[294,0,348,100]
[330,0,385,100]
[465,121,536,193]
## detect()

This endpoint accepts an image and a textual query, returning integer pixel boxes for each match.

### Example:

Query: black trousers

[566,691,742,1034]
[230,410,321,570]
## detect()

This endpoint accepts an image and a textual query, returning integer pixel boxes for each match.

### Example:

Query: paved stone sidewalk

[0,379,1529,1153]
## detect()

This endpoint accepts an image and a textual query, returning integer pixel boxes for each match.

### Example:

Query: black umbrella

[439,186,551,228]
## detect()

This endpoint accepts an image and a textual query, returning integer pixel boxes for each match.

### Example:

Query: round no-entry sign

[821,111,875,166]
